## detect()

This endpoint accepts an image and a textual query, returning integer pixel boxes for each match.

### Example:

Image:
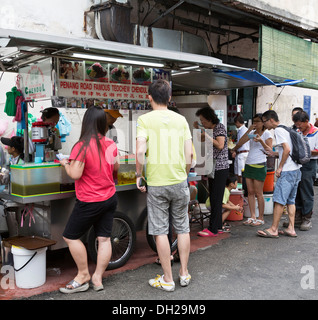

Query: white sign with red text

[19,59,52,101]
[58,79,149,100]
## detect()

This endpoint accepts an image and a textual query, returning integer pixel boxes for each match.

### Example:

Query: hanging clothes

[4,87,22,117]
[16,113,36,155]
[56,112,72,142]
[14,95,25,122]
[16,101,27,131]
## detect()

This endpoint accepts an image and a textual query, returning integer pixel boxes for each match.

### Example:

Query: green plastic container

[10,163,61,196]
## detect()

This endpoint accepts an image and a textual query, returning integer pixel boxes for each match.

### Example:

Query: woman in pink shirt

[59,106,119,294]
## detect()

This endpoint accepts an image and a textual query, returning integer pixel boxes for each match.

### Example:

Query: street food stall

[0,56,166,270]
[0,28,303,270]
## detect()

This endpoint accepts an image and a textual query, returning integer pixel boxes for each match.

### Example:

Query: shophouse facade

[1,0,318,127]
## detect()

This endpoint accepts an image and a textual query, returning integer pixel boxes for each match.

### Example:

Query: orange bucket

[263,171,275,193]
[227,194,244,221]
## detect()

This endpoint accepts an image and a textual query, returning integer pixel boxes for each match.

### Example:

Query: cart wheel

[146,221,178,253]
[87,212,136,270]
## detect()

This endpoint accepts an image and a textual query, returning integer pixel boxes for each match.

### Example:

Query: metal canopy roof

[0,28,302,93]
[172,68,259,92]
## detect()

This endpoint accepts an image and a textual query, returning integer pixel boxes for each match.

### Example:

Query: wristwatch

[135,172,142,178]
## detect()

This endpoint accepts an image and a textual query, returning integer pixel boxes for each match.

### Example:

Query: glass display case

[10,163,61,196]
[117,154,137,185]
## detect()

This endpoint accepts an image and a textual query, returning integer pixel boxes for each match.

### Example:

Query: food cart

[1,162,150,270]
[0,30,210,269]
[0,57,167,269]
[1,28,288,269]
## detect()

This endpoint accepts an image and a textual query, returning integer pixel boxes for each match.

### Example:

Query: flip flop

[218,225,231,233]
[92,284,104,292]
[197,228,217,237]
[222,226,231,233]
[278,229,298,237]
[257,229,279,238]
[59,280,89,294]
[251,219,265,227]
[243,218,255,226]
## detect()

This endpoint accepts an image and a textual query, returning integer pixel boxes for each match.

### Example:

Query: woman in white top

[232,114,273,226]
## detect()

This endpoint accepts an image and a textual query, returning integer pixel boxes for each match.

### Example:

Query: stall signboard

[19,59,52,101]
[58,79,149,100]
[56,59,166,101]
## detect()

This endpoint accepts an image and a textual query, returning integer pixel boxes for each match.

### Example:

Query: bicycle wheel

[87,212,136,270]
[146,221,178,253]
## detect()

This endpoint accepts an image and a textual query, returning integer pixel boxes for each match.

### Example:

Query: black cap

[1,136,24,154]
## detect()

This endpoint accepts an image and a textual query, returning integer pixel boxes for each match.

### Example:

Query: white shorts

[234,152,248,176]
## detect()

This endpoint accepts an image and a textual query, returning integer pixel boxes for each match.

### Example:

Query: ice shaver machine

[31,122,55,162]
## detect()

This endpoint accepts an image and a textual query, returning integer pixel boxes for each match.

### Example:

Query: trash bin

[5,236,56,289]
[12,245,47,288]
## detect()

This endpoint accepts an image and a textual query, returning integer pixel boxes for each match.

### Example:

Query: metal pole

[129,109,132,154]
[23,101,30,163]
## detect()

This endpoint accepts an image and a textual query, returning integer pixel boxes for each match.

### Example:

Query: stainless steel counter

[0,175,201,204]
[0,175,202,250]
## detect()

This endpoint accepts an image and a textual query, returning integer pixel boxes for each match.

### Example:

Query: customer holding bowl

[231,113,273,226]
[195,106,229,237]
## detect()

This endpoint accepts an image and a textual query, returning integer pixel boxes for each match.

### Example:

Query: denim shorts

[273,169,301,205]
[147,180,190,235]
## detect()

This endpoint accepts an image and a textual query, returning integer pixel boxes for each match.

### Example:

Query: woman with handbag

[194,106,229,237]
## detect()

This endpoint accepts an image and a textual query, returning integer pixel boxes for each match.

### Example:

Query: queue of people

[57,80,192,294]
[4,79,315,295]
[56,93,317,294]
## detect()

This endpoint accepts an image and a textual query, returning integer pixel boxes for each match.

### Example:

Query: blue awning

[215,69,305,87]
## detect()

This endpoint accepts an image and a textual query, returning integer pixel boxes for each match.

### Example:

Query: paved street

[22,187,318,302]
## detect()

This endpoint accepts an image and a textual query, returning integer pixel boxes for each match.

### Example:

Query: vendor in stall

[0,136,24,185]
[41,107,62,151]
[104,109,123,144]
[1,136,24,165]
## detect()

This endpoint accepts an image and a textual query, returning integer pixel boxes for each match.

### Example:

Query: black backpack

[278,125,311,165]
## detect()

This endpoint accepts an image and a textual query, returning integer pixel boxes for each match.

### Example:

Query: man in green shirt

[136,79,192,292]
